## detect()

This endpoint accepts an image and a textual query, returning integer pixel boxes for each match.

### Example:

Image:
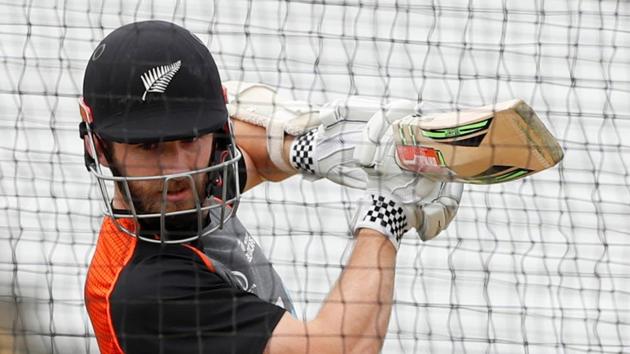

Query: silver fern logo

[140,60,182,101]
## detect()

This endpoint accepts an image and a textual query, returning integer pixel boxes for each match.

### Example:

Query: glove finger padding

[371,141,462,243]
[352,172,443,250]
[355,99,418,167]
[353,165,460,248]
[416,182,463,241]
[353,138,442,249]
[309,98,401,188]
[304,99,417,189]
[290,97,403,189]
[318,97,386,126]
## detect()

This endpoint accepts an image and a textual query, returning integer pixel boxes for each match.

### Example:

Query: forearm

[232,119,296,186]
[266,229,396,354]
[312,229,396,353]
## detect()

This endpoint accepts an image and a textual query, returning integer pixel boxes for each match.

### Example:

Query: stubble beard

[124,174,211,240]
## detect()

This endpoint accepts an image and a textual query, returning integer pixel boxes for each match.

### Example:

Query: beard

[123,174,211,241]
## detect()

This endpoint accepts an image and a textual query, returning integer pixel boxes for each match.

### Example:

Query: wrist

[354,228,398,255]
[289,128,318,176]
[352,194,409,250]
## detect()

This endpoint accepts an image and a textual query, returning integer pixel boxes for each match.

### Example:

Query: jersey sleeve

[109,244,285,354]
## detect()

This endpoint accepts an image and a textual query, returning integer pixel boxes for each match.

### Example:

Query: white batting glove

[352,173,442,250]
[288,97,393,189]
[353,100,463,244]
[225,81,379,189]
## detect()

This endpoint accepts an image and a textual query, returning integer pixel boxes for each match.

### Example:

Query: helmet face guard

[80,101,242,244]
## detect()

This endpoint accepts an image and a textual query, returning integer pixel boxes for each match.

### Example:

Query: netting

[1,0,629,353]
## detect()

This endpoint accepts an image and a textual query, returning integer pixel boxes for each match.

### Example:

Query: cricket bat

[393,99,564,184]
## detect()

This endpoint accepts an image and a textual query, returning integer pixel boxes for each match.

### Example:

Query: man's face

[109,134,214,215]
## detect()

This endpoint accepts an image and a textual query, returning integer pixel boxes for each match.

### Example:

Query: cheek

[197,171,209,187]
[190,140,213,169]
[194,152,210,169]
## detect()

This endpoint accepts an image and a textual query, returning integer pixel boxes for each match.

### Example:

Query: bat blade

[392,99,564,184]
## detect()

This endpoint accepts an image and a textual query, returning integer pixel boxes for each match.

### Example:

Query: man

[80,20,462,354]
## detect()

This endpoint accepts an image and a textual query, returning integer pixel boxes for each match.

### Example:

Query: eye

[136,142,159,151]
[180,137,198,144]
[179,137,199,148]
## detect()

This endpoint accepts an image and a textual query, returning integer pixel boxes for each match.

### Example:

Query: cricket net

[1,0,629,353]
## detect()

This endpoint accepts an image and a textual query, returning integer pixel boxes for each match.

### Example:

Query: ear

[82,135,111,168]
[79,97,110,167]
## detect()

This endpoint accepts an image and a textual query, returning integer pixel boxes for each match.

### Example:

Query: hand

[289,97,412,189]
[353,100,463,244]
[224,81,399,188]
[352,175,443,250]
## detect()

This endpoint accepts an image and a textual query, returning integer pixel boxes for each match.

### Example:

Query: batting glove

[288,97,401,189]
[353,100,463,246]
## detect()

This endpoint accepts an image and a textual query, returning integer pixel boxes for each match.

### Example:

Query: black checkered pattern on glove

[290,128,317,174]
[363,194,408,243]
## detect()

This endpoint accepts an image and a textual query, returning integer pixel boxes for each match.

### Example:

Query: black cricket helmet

[79,20,241,243]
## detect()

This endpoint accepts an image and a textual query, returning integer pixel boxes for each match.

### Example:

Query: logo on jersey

[231,270,256,293]
[239,234,256,263]
[140,60,182,101]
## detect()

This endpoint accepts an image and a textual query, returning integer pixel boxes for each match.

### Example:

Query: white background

[0,0,629,353]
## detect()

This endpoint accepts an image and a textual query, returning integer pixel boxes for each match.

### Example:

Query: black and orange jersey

[85,217,288,354]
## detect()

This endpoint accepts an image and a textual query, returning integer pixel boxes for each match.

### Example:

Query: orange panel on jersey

[85,218,137,354]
